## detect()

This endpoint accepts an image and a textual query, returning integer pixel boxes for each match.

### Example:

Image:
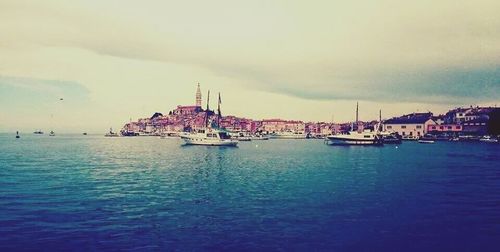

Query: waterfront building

[427,124,462,134]
[444,106,495,124]
[383,114,436,137]
[259,119,305,134]
[462,118,489,135]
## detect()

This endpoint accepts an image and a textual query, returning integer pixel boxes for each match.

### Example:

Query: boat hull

[272,134,306,139]
[327,137,383,146]
[418,140,435,144]
[181,136,238,146]
[479,139,499,143]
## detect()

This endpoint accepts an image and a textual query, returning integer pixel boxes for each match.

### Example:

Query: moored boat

[479,135,499,143]
[33,130,44,134]
[181,128,238,146]
[402,135,418,141]
[49,130,55,136]
[326,131,383,146]
[180,90,237,146]
[250,134,269,140]
[379,132,402,144]
[234,132,252,141]
[104,128,119,137]
[160,131,181,139]
[418,139,435,144]
[271,130,306,139]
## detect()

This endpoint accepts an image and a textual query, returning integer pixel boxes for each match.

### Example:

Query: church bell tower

[195,83,202,107]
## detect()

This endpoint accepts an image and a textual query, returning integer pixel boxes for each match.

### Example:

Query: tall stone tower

[195,83,202,107]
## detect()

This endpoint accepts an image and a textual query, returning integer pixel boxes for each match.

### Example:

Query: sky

[0,0,499,133]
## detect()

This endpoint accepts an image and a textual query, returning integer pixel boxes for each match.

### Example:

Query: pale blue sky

[0,0,499,133]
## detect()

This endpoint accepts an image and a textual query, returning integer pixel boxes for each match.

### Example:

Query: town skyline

[1,0,499,133]
[1,80,498,133]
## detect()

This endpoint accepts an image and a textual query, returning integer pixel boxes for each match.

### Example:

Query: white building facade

[383,118,436,137]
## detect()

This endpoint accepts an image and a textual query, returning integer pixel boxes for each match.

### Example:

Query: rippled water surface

[1,134,499,251]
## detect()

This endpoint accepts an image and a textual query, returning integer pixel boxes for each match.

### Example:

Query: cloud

[0,75,90,108]
[255,66,500,104]
[0,0,499,108]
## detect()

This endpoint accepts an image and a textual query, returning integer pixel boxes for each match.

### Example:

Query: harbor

[2,1,499,250]
[12,84,499,147]
[94,84,499,145]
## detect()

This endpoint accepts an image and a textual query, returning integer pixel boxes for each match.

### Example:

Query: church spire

[196,83,202,107]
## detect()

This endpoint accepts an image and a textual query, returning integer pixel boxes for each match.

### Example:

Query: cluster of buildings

[121,84,499,137]
[382,107,499,138]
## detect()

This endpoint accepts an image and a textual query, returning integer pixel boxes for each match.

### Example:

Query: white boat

[49,130,55,136]
[104,128,119,137]
[418,139,435,144]
[272,130,306,139]
[479,136,499,143]
[234,132,252,141]
[160,131,181,139]
[250,134,269,140]
[180,91,237,146]
[402,135,418,141]
[326,131,383,146]
[181,128,238,146]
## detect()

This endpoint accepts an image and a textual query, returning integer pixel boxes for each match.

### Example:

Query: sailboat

[16,131,20,139]
[105,127,119,137]
[326,102,383,146]
[180,90,238,146]
[48,113,55,136]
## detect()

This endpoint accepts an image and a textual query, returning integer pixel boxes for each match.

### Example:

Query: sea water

[1,134,499,251]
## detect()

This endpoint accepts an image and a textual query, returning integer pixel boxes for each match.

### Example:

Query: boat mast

[379,109,382,132]
[356,102,359,123]
[205,90,210,128]
[353,102,359,131]
[217,92,222,128]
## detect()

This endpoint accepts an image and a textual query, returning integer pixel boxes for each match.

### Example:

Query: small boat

[418,139,435,144]
[235,132,252,141]
[49,130,55,136]
[16,131,20,139]
[33,130,44,134]
[402,135,419,141]
[479,136,499,143]
[121,131,139,137]
[272,130,307,139]
[326,131,383,146]
[160,131,180,139]
[181,128,238,146]
[104,128,119,137]
[379,132,402,144]
[82,132,88,135]
[250,134,269,140]
[458,135,481,141]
